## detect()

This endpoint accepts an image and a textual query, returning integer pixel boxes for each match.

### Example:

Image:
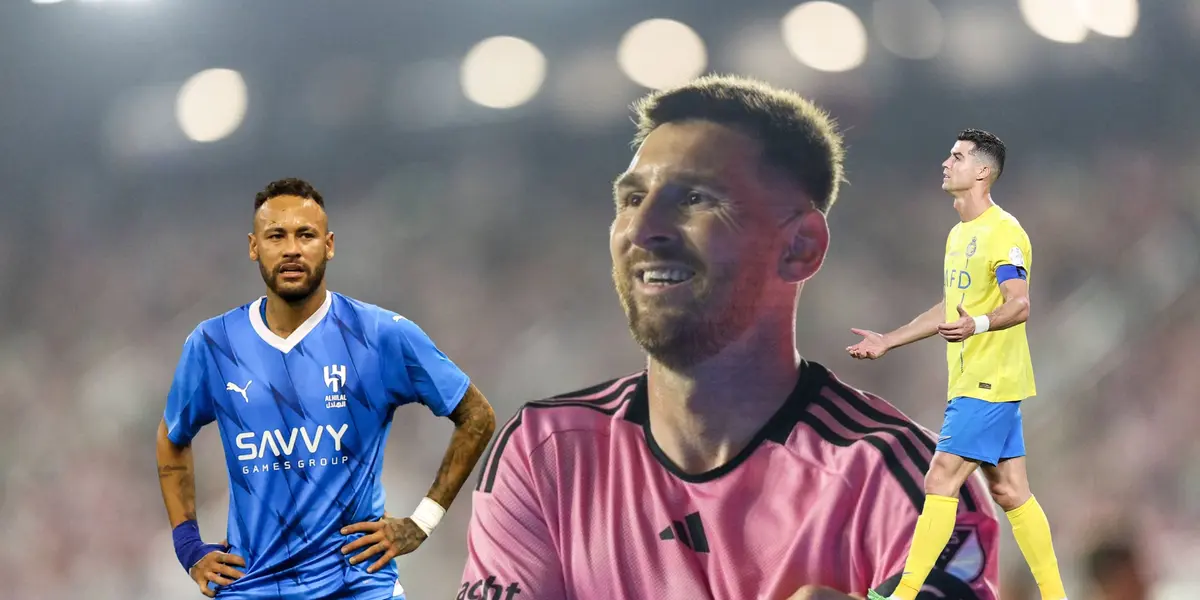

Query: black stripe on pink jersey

[627,359,827,484]
[474,373,642,494]
[820,374,981,513]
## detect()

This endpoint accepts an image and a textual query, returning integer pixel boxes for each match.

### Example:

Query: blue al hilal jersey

[163,291,469,600]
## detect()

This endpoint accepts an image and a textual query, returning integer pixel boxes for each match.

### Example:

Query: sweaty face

[249,195,333,302]
[610,121,790,369]
[942,140,984,193]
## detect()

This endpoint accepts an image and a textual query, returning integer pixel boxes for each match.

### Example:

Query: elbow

[1016,298,1031,323]
[457,387,497,440]
[475,400,497,441]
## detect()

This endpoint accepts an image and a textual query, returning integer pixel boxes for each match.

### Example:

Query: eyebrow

[262,223,319,233]
[612,169,730,196]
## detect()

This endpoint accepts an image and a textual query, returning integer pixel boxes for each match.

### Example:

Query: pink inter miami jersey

[460,361,999,600]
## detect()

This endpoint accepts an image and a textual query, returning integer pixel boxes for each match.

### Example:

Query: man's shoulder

[473,372,644,494]
[798,366,938,452]
[327,293,422,345]
[509,372,643,443]
[990,208,1030,239]
[188,301,255,342]
[328,292,396,324]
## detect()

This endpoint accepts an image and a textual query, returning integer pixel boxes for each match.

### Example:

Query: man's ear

[779,209,829,284]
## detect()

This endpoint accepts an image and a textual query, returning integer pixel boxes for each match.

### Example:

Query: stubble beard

[259,260,327,304]
[614,265,767,371]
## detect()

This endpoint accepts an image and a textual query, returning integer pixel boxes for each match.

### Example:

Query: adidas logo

[658,511,709,553]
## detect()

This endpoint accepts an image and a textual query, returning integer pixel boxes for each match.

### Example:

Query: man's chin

[270,281,317,303]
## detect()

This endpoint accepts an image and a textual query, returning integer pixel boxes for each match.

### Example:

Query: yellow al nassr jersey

[943,204,1036,402]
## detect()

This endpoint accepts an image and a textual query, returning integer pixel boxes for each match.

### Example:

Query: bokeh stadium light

[460,36,547,109]
[871,0,943,60]
[1078,0,1139,38]
[617,19,707,90]
[175,68,248,143]
[1019,0,1089,44]
[781,2,869,73]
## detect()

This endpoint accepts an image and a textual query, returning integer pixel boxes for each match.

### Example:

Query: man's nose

[626,192,681,250]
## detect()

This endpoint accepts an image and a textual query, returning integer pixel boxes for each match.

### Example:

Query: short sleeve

[162,328,216,446]
[989,224,1032,280]
[460,421,567,600]
[856,465,1001,599]
[380,315,470,417]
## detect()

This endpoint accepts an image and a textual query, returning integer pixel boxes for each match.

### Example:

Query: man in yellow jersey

[847,129,1068,600]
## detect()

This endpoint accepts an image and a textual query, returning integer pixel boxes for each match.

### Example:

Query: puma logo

[226,380,252,403]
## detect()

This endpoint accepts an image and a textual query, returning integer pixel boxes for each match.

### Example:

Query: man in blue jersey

[155,178,497,599]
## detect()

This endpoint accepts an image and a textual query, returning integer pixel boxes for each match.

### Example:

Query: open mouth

[279,264,306,278]
[635,266,696,288]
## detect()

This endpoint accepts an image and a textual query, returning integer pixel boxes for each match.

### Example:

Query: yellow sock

[893,494,959,600]
[1007,496,1067,600]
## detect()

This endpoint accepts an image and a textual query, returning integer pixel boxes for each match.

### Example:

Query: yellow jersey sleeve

[987,221,1032,279]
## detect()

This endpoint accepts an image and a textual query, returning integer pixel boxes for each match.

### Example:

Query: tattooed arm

[427,384,497,508]
[157,419,198,527]
[342,384,497,573]
[158,419,246,596]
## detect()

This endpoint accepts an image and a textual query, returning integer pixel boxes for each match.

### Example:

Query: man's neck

[264,284,327,338]
[645,317,801,475]
[952,189,994,222]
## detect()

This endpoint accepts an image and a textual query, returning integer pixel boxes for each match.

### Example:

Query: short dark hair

[254,178,325,212]
[1085,540,1137,584]
[957,128,1006,181]
[631,74,845,214]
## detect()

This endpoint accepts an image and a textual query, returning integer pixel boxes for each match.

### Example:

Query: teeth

[641,268,693,284]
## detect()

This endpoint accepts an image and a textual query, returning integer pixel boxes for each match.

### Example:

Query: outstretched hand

[937,304,977,342]
[340,514,427,573]
[847,329,889,360]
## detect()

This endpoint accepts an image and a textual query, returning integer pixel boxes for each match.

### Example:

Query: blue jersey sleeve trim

[435,377,471,418]
[166,424,190,447]
[162,328,216,446]
[384,315,472,416]
[996,264,1027,284]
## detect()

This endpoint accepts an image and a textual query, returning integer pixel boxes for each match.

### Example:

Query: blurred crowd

[1,1,1198,599]
[2,138,1197,600]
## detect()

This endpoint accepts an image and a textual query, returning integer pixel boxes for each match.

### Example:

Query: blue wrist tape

[173,520,223,573]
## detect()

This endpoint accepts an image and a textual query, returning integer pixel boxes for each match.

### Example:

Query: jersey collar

[623,360,826,484]
[248,290,332,354]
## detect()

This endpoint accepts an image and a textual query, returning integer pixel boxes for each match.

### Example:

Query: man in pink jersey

[458,75,1000,600]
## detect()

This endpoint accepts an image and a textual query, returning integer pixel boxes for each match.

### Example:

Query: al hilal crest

[965,236,977,258]
[323,364,348,408]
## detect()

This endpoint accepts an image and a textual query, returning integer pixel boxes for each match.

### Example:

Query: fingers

[939,330,965,342]
[208,571,236,586]
[218,552,247,567]
[349,540,390,566]
[849,328,869,337]
[957,304,969,317]
[197,579,217,598]
[341,521,380,536]
[368,544,401,573]
[367,547,398,573]
[215,562,246,580]
[341,532,381,555]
